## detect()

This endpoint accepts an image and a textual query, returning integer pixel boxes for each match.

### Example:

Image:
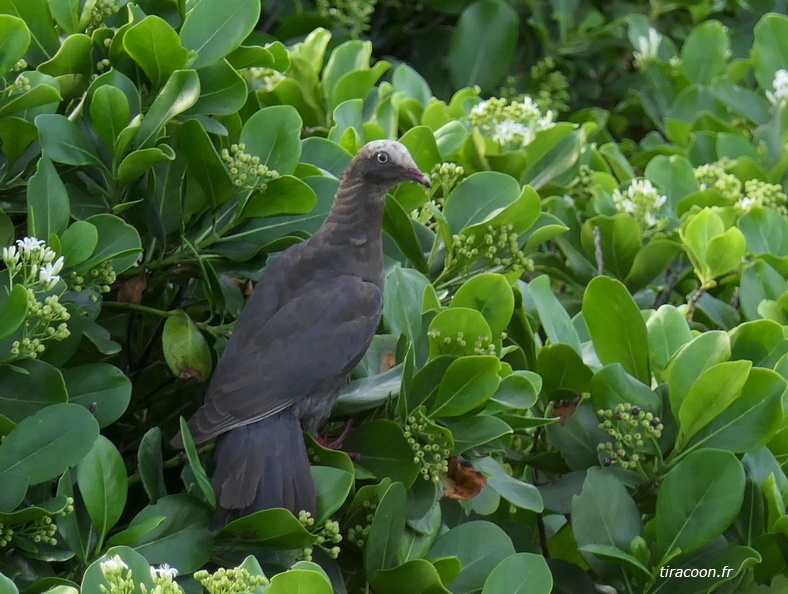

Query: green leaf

[133,69,200,149]
[536,342,593,397]
[179,0,260,69]
[528,275,582,355]
[138,427,166,504]
[590,364,661,415]
[241,176,317,218]
[577,545,652,584]
[26,154,70,239]
[482,553,552,594]
[0,470,27,513]
[0,14,30,76]
[365,481,407,574]
[571,467,643,577]
[738,206,788,257]
[656,449,744,560]
[492,371,539,409]
[343,420,420,486]
[239,105,303,175]
[582,276,650,384]
[447,0,517,93]
[370,559,451,594]
[124,15,188,89]
[428,521,515,593]
[0,116,37,165]
[680,20,730,84]
[0,284,27,340]
[162,311,212,382]
[312,466,353,524]
[179,118,233,208]
[76,435,127,546]
[218,508,316,549]
[705,226,745,279]
[0,359,67,422]
[666,330,730,420]
[63,363,132,428]
[677,360,751,449]
[448,415,513,454]
[751,13,788,94]
[186,58,247,115]
[35,114,103,168]
[125,495,212,572]
[0,402,98,484]
[383,266,431,346]
[646,304,694,383]
[580,214,641,279]
[178,417,215,508]
[266,569,332,594]
[77,214,141,274]
[450,273,514,339]
[428,307,492,358]
[431,355,501,417]
[474,456,543,512]
[89,84,130,153]
[117,145,176,184]
[686,368,785,455]
[37,32,91,77]
[443,171,522,235]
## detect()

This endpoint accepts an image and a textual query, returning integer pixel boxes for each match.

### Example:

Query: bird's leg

[316,418,354,449]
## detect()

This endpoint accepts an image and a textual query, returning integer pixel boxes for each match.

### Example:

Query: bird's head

[352,140,432,190]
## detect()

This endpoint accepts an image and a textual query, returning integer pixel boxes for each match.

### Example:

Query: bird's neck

[321,177,386,247]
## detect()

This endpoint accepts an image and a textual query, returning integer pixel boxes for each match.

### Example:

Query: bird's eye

[376,152,389,164]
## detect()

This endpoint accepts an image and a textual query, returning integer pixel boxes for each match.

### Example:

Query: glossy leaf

[76,435,127,545]
[162,311,212,382]
[0,284,27,340]
[239,105,303,175]
[0,14,30,76]
[124,16,187,88]
[179,0,260,69]
[63,363,132,428]
[431,355,500,417]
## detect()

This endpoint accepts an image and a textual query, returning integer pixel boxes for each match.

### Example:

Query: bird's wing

[184,273,382,443]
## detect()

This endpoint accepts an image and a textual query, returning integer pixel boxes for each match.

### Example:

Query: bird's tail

[210,409,316,530]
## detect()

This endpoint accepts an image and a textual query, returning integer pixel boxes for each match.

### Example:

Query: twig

[593,226,603,276]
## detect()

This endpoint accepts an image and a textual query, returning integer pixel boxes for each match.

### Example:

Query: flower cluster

[468,96,555,149]
[193,566,268,594]
[694,163,743,202]
[248,67,285,92]
[100,555,134,594]
[89,0,120,30]
[451,223,533,274]
[297,511,342,560]
[8,73,31,93]
[736,179,788,215]
[568,164,595,204]
[427,328,497,356]
[69,260,117,295]
[346,499,377,549]
[611,179,668,231]
[2,238,71,361]
[221,143,280,191]
[596,404,663,470]
[403,410,452,483]
[767,69,788,105]
[633,28,662,69]
[430,162,464,198]
[316,0,377,38]
[141,564,184,594]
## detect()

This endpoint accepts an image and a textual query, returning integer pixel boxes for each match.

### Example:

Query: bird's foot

[315,418,354,449]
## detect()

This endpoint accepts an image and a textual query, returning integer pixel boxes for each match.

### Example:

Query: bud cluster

[596,403,663,470]
[430,162,465,198]
[69,260,117,294]
[316,0,377,38]
[89,0,120,30]
[403,411,452,483]
[737,179,788,215]
[427,328,497,356]
[694,163,743,202]
[248,67,286,92]
[221,143,280,191]
[346,499,377,549]
[193,567,268,594]
[7,73,30,93]
[568,164,595,204]
[297,510,342,560]
[99,554,134,594]
[451,224,533,274]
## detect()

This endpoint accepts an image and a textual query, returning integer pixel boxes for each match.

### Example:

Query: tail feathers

[210,409,315,530]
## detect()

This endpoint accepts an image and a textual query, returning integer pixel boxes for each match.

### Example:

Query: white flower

[767,69,788,105]
[16,237,45,253]
[2,245,19,264]
[469,100,489,120]
[38,257,64,289]
[100,554,129,577]
[736,196,758,212]
[150,563,179,582]
[633,28,661,67]
[492,120,528,145]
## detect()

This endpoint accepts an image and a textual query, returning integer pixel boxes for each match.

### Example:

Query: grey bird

[171,140,431,528]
